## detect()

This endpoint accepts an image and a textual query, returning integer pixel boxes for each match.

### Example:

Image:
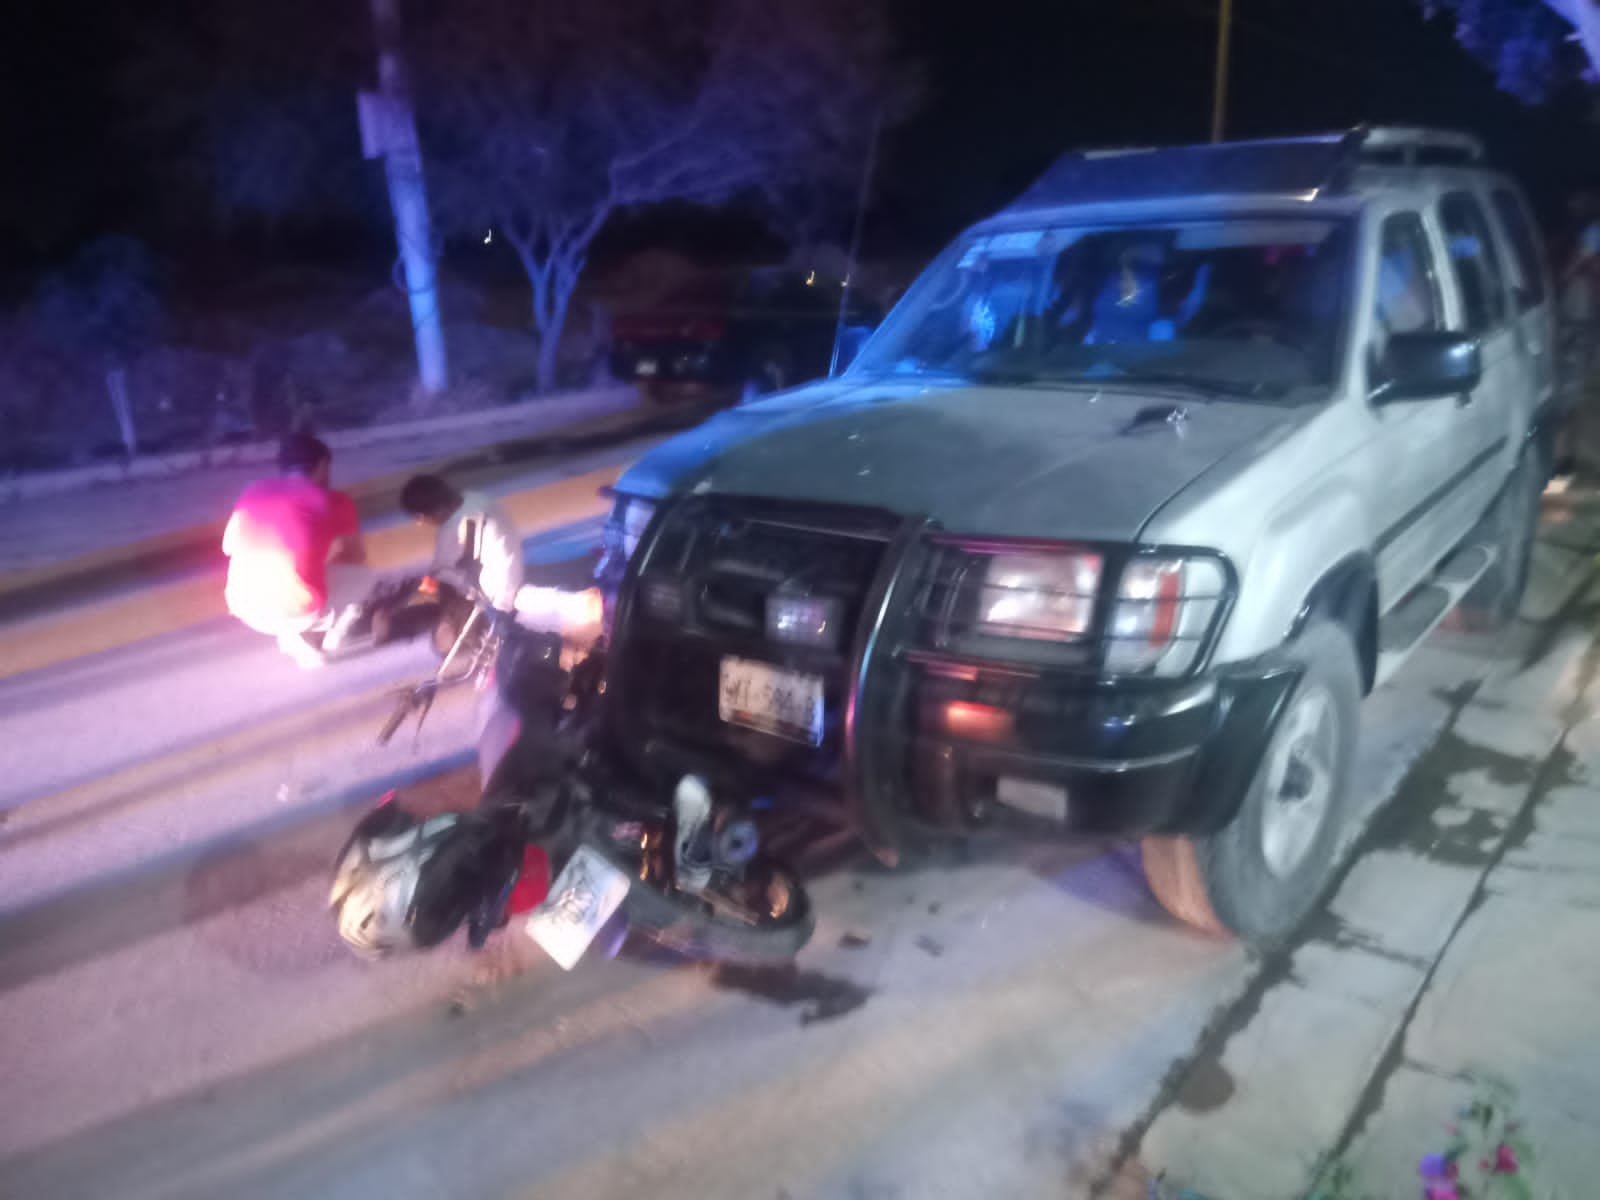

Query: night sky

[3,0,1600,279]
[880,0,1600,249]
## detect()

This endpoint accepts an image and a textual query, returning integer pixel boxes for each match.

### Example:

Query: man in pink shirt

[223,433,373,667]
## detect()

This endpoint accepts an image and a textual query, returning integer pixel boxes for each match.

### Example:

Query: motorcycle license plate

[524,845,632,971]
[719,656,824,746]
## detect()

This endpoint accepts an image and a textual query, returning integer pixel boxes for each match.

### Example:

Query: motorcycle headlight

[1103,556,1228,677]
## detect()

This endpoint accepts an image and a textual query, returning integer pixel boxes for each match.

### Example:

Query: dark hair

[399,473,461,521]
[279,432,332,476]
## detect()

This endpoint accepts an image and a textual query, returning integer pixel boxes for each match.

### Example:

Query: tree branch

[1550,0,1600,81]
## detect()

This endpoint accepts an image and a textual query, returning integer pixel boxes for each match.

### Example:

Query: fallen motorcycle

[294,571,488,674]
[368,572,480,659]
[330,589,814,970]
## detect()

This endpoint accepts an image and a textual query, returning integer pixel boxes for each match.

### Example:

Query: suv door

[1435,189,1526,542]
[1368,209,1459,603]
[1487,184,1555,415]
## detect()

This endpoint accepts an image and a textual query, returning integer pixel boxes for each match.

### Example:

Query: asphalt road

[0,483,1592,1199]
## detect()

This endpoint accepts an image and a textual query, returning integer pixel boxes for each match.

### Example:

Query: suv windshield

[852,216,1353,396]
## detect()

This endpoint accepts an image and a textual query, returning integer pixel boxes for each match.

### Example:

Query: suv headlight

[974,551,1102,641]
[923,542,1104,668]
[923,540,1229,677]
[1103,555,1228,677]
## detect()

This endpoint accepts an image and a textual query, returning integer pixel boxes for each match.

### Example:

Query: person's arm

[327,492,367,565]
[331,533,367,565]
[453,516,480,573]
[477,514,524,611]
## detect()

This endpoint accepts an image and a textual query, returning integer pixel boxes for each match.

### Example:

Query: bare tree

[1423,0,1600,100]
[121,0,911,394]
[1536,0,1600,82]
[118,0,374,233]
[412,0,912,393]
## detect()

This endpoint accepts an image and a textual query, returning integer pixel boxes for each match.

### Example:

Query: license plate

[635,359,659,377]
[719,656,824,746]
[524,845,632,971]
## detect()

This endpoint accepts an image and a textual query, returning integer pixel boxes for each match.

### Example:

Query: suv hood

[618,379,1317,541]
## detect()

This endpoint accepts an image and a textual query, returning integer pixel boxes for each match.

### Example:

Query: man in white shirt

[400,474,525,612]
[398,474,604,660]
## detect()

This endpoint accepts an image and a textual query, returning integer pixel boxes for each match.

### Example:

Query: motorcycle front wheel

[619,858,815,965]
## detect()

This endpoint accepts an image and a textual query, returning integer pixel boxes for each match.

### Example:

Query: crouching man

[223,433,374,668]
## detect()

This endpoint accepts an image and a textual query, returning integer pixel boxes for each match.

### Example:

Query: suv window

[1491,189,1546,308]
[1375,213,1443,336]
[850,216,1354,395]
[1439,191,1508,333]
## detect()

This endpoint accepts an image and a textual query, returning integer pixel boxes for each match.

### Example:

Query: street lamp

[1211,0,1234,143]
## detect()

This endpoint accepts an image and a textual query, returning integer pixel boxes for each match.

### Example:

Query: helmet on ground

[329,796,523,959]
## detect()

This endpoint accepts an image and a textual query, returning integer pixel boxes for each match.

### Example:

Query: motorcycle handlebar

[376,690,415,747]
[373,585,501,748]
[373,577,588,748]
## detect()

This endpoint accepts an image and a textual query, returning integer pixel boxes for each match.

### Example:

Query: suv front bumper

[604,501,1302,857]
[873,652,1301,848]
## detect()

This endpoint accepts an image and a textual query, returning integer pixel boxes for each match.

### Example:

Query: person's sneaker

[276,631,328,670]
[321,605,366,653]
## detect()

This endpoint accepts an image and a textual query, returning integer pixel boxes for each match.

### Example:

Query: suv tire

[1460,447,1539,630]
[1142,621,1361,947]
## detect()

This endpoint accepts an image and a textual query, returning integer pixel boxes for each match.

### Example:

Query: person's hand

[558,642,590,673]
[330,534,368,566]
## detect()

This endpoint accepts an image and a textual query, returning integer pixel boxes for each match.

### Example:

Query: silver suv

[596,127,1558,947]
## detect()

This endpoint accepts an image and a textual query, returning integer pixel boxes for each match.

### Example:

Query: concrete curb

[0,386,639,504]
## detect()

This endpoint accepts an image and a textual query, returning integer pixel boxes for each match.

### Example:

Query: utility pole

[361,0,448,395]
[829,107,883,379]
[1211,0,1234,143]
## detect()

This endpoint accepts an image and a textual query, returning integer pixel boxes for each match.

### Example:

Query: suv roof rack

[995,126,1488,219]
[1320,125,1486,190]
[1354,125,1485,165]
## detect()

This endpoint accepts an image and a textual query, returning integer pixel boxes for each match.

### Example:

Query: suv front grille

[693,517,888,639]
[616,497,899,783]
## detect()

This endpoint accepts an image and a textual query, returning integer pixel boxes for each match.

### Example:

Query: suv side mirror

[1372,331,1481,403]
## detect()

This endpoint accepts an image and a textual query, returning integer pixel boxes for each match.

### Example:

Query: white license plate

[635,359,659,377]
[719,656,824,746]
[524,845,632,971]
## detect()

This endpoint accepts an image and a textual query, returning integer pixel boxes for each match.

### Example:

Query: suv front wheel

[1141,620,1361,948]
